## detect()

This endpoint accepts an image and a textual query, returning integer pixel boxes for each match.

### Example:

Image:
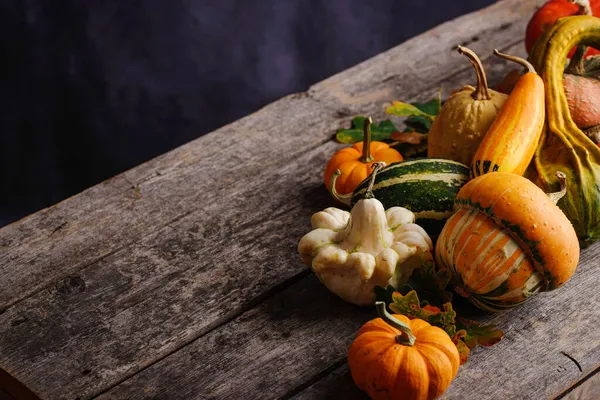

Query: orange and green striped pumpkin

[436,172,579,312]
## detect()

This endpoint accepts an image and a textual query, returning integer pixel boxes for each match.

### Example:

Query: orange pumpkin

[436,172,580,312]
[348,302,460,400]
[324,117,403,196]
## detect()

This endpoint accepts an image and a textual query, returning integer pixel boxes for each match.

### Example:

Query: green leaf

[456,317,504,349]
[386,101,433,119]
[386,92,441,119]
[335,116,400,144]
[386,92,442,134]
[405,116,432,133]
[412,96,442,116]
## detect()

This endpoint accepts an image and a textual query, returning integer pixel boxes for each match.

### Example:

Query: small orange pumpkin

[324,117,403,196]
[348,302,460,400]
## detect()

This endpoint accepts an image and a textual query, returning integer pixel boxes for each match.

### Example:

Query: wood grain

[0,48,526,399]
[98,275,372,400]
[4,0,595,399]
[98,241,600,400]
[0,0,535,312]
[560,369,600,400]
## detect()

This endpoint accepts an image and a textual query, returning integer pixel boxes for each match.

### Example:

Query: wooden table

[1,1,599,399]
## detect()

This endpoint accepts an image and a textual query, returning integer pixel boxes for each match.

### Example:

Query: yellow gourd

[470,50,545,177]
[427,46,508,165]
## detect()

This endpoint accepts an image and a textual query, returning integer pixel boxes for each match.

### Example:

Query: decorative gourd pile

[297,6,598,399]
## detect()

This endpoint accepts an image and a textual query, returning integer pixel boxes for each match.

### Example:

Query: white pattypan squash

[298,163,433,306]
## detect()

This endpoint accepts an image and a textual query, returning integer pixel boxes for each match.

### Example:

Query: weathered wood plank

[560,369,600,400]
[0,50,524,399]
[291,253,600,400]
[0,94,332,312]
[290,365,363,400]
[101,243,600,400]
[0,0,538,312]
[0,369,40,400]
[98,275,372,400]
[0,0,562,399]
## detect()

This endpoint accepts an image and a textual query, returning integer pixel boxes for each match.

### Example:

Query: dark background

[1,0,495,227]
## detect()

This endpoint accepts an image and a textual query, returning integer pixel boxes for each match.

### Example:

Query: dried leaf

[456,317,504,348]
[390,131,427,144]
[454,339,471,365]
[392,137,428,159]
[389,290,456,327]
[375,277,504,365]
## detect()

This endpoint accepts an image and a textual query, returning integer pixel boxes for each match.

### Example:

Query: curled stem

[548,171,568,204]
[584,125,600,144]
[566,0,591,74]
[364,162,386,199]
[376,302,416,346]
[494,49,537,74]
[573,0,592,15]
[566,44,587,75]
[457,45,491,101]
[330,170,352,206]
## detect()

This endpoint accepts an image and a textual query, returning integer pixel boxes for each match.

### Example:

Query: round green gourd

[350,159,470,235]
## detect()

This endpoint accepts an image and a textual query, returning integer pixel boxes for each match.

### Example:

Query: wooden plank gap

[93,268,313,398]
[281,359,348,400]
[0,202,200,314]
[0,369,40,400]
[556,364,600,399]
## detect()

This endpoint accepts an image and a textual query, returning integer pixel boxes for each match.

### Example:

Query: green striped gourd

[337,159,470,236]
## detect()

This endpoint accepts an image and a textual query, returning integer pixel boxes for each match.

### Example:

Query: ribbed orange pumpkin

[436,172,580,312]
[348,302,460,400]
[324,117,403,196]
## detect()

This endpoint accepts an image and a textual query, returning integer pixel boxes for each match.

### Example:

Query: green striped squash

[351,159,470,235]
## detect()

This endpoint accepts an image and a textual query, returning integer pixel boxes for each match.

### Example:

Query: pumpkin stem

[548,171,568,205]
[375,302,416,346]
[359,117,375,163]
[493,49,536,74]
[330,170,352,206]
[573,0,592,15]
[457,45,491,101]
[584,125,600,144]
[365,162,386,199]
[565,1,591,74]
[566,44,587,76]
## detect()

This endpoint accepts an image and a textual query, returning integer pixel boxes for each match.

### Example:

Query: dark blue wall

[0,0,495,226]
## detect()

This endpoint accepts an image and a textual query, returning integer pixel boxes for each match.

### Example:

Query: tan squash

[427,46,508,165]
